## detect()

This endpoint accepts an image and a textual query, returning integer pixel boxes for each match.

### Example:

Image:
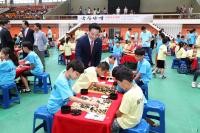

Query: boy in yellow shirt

[72,62,112,93]
[153,38,168,79]
[112,67,144,132]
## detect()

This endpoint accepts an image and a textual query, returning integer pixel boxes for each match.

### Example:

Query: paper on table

[85,112,106,121]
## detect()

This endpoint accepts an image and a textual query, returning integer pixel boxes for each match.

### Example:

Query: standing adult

[47,26,53,46]
[140,26,153,65]
[21,20,34,57]
[75,23,102,68]
[125,28,131,44]
[33,23,48,70]
[0,19,14,51]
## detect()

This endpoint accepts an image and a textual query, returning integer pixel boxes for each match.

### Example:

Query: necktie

[90,40,94,54]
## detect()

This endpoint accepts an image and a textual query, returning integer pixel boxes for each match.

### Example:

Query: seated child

[20,41,44,92]
[175,42,187,59]
[72,62,112,93]
[102,55,118,73]
[47,60,98,114]
[169,38,176,56]
[0,47,18,86]
[111,67,144,132]
[133,48,152,86]
[123,41,132,53]
[113,41,123,64]
[108,37,113,53]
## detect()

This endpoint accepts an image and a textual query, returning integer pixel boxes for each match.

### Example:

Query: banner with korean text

[77,15,153,24]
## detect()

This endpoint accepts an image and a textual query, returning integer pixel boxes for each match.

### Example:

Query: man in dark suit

[21,20,34,57]
[75,23,102,68]
[0,19,14,51]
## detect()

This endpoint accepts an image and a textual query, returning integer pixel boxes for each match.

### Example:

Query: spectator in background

[79,6,83,15]
[124,6,128,14]
[0,19,14,51]
[188,5,193,18]
[103,7,107,14]
[33,23,47,70]
[96,8,101,15]
[125,28,132,44]
[116,6,120,14]
[140,26,153,65]
[47,26,53,46]
[87,7,91,15]
[93,8,97,15]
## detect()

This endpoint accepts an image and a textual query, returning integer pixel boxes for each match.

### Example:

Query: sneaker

[192,82,197,88]
[152,72,156,77]
[197,83,200,88]
[161,75,166,79]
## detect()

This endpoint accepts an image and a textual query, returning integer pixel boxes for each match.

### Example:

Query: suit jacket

[22,28,34,45]
[75,34,102,68]
[0,27,14,51]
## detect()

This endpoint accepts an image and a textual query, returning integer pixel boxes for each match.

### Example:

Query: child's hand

[89,101,99,108]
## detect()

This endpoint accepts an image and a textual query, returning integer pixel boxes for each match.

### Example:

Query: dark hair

[112,65,125,79]
[2,19,10,25]
[117,67,134,82]
[135,48,145,56]
[89,23,101,32]
[109,55,116,60]
[23,20,29,27]
[22,41,33,50]
[34,23,41,30]
[178,42,185,51]
[162,37,168,44]
[1,47,19,66]
[159,33,165,39]
[141,26,146,31]
[97,62,109,71]
[0,20,3,25]
[128,28,132,31]
[181,35,185,39]
[177,35,180,38]
[67,60,84,74]
[48,26,51,29]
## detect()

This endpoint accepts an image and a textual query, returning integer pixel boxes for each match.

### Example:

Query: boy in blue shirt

[134,48,152,86]
[0,47,18,86]
[47,60,98,114]
[113,41,123,64]
[20,41,44,93]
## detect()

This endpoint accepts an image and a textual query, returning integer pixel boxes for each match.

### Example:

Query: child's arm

[116,110,123,117]
[134,72,141,81]
[69,96,98,107]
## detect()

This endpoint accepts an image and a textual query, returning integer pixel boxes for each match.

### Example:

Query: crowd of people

[78,6,108,15]
[176,5,193,18]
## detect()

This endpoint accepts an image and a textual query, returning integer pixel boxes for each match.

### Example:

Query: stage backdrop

[108,0,140,14]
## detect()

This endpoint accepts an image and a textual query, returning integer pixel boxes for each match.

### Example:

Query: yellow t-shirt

[157,44,167,60]
[117,84,144,129]
[169,42,176,49]
[72,67,98,93]
[64,42,72,56]
[176,48,186,59]
[186,49,193,58]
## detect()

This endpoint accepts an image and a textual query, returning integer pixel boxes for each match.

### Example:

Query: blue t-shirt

[108,39,113,47]
[24,51,43,75]
[125,31,130,41]
[156,39,163,54]
[114,38,119,45]
[113,45,123,55]
[0,60,16,86]
[187,33,196,45]
[137,58,152,84]
[176,38,181,44]
[47,71,74,114]
[140,31,152,47]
